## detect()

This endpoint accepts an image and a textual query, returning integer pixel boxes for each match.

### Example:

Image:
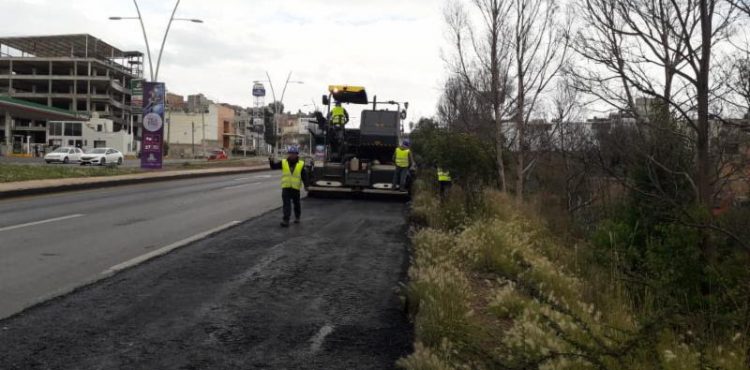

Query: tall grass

[401,181,746,369]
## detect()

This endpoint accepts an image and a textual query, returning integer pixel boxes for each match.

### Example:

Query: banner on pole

[140,82,165,169]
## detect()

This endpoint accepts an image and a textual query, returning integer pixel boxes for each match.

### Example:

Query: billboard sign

[140,82,165,169]
[252,82,266,97]
[130,79,145,112]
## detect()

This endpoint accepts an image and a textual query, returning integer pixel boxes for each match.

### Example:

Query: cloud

[1,0,445,121]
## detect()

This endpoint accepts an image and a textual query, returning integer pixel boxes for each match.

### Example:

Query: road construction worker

[329,101,349,126]
[280,146,308,227]
[392,139,414,191]
[327,102,349,160]
[437,167,452,197]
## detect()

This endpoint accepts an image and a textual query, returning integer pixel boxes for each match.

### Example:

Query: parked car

[80,148,124,166]
[44,147,83,164]
[208,149,228,161]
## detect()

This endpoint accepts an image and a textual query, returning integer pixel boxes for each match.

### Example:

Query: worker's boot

[280,220,290,227]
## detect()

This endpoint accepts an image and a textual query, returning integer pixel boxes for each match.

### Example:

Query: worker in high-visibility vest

[392,139,414,192]
[327,102,349,159]
[329,101,349,126]
[437,167,452,197]
[280,146,308,227]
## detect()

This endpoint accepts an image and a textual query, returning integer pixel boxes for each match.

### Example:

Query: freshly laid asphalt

[0,171,282,319]
[0,198,412,369]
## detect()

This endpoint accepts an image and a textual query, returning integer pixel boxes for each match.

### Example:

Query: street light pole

[263,71,303,157]
[131,0,154,81]
[110,0,202,82]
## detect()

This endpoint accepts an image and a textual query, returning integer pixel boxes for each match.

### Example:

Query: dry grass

[401,183,747,369]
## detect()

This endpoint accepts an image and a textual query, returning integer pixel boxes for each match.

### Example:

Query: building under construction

[0,34,143,151]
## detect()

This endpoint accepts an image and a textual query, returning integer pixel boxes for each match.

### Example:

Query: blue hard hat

[403,139,411,147]
[287,146,299,154]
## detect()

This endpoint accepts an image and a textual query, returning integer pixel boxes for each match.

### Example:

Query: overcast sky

[2,0,445,121]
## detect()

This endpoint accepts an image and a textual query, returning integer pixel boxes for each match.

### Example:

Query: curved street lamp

[109,0,203,81]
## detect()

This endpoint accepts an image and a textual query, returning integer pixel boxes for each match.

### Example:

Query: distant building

[166,93,186,111]
[231,106,267,155]
[48,113,135,154]
[164,96,242,158]
[187,94,209,113]
[0,34,142,152]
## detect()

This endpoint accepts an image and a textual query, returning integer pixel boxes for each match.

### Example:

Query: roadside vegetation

[0,158,267,183]
[401,180,747,369]
[402,0,750,367]
[0,164,142,183]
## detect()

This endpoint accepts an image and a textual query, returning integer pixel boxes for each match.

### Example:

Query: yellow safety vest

[437,168,452,182]
[281,159,304,190]
[395,148,410,168]
[331,106,346,125]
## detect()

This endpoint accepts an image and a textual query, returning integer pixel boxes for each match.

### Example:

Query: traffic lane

[0,172,282,319]
[0,171,279,228]
[0,199,412,369]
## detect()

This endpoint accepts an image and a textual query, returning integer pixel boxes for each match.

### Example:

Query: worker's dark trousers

[392,167,410,190]
[282,188,301,222]
[439,181,452,197]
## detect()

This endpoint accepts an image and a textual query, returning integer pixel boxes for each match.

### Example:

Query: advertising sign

[252,82,266,97]
[140,82,165,169]
[130,79,144,112]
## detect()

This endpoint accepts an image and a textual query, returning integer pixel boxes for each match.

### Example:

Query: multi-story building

[166,92,186,111]
[232,106,267,155]
[163,93,242,158]
[0,34,142,151]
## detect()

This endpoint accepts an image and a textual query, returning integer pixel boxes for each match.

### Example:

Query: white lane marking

[254,174,273,179]
[309,324,335,353]
[222,182,262,191]
[0,214,84,233]
[234,177,254,181]
[101,221,241,276]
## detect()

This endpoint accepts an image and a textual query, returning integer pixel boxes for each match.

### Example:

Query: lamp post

[261,72,304,156]
[109,0,203,82]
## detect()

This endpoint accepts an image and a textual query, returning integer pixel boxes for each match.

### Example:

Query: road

[0,198,412,369]
[0,171,281,319]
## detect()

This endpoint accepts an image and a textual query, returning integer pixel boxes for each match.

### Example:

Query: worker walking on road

[280,146,308,227]
[437,167,452,197]
[392,139,414,192]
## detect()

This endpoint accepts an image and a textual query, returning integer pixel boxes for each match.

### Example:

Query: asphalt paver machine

[306,85,411,197]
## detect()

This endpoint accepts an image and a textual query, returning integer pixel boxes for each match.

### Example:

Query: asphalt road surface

[0,172,281,319]
[0,198,412,369]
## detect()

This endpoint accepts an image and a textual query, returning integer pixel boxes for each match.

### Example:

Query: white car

[45,147,83,164]
[80,148,124,166]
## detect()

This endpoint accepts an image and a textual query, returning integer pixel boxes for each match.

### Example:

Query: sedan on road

[80,148,124,166]
[208,149,228,161]
[44,147,83,164]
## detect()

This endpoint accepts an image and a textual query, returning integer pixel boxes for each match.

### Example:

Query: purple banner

[140,82,166,169]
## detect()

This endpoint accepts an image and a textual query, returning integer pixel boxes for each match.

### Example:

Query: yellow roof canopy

[328,85,368,104]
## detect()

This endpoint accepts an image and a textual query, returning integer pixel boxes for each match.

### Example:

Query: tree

[444,0,514,191]
[443,0,569,197]
[572,0,736,212]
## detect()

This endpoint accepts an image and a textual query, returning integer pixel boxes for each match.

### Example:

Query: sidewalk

[0,165,270,198]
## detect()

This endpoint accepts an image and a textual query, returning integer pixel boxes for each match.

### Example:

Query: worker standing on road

[437,167,452,197]
[280,146,308,227]
[392,139,414,192]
